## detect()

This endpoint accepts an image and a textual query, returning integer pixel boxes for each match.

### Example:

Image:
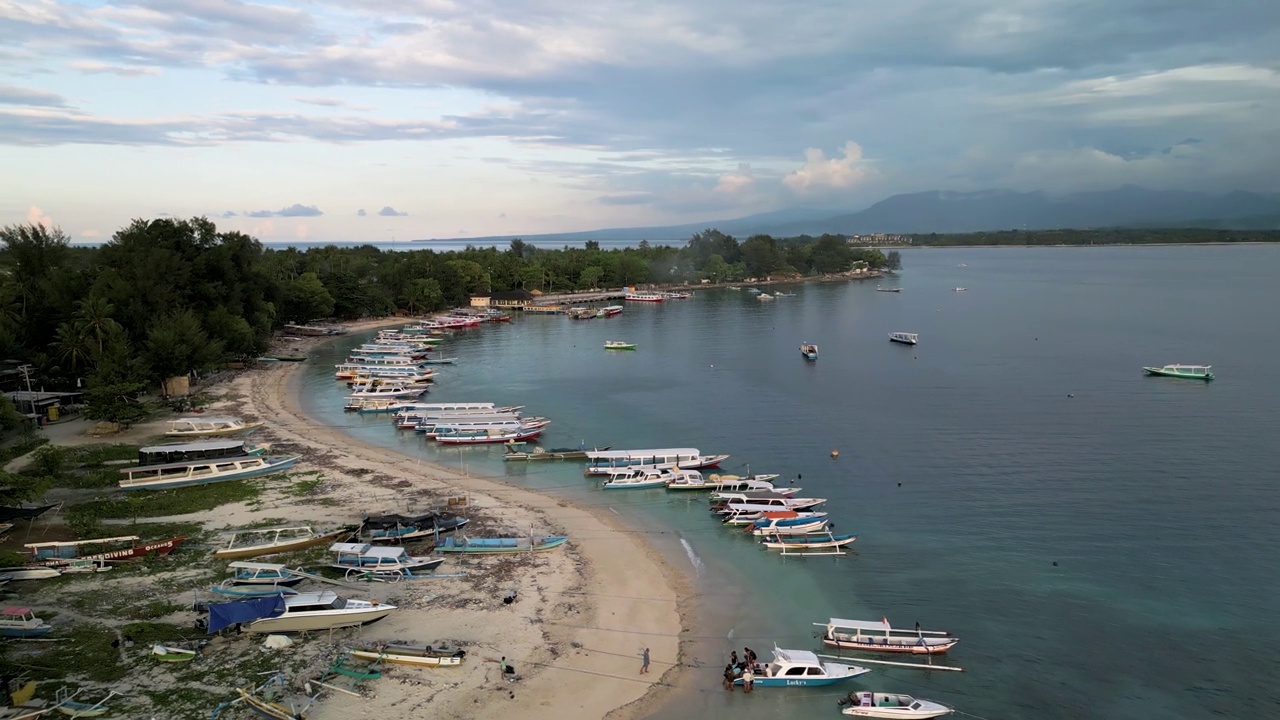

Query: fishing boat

[346,382,426,399]
[600,468,671,490]
[117,454,299,491]
[151,642,200,663]
[0,705,54,720]
[210,584,301,598]
[760,530,858,554]
[417,416,546,438]
[164,417,262,437]
[222,561,305,587]
[503,445,611,461]
[604,340,636,350]
[0,608,52,637]
[53,689,119,718]
[746,511,830,536]
[839,692,954,718]
[435,426,545,444]
[584,448,729,475]
[284,323,347,336]
[241,591,396,634]
[212,526,353,560]
[26,535,185,567]
[889,332,919,346]
[711,491,817,512]
[1143,364,1214,381]
[226,675,310,720]
[419,356,458,364]
[665,291,692,299]
[733,646,869,687]
[435,535,568,554]
[747,287,761,294]
[329,543,444,577]
[349,641,466,668]
[136,440,268,466]
[876,287,902,293]
[664,469,713,490]
[815,618,959,654]
[358,512,469,543]
[624,291,665,302]
[702,473,782,491]
[800,343,818,360]
[773,291,796,297]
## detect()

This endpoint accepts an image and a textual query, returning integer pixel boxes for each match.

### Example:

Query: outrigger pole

[817,654,965,672]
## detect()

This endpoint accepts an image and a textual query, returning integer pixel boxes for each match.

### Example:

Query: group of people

[722,647,759,693]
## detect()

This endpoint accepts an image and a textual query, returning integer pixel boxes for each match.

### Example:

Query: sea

[296,245,1280,720]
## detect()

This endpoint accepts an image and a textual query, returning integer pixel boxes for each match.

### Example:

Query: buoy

[830,450,839,459]
[1067,393,1074,398]
[897,482,901,487]
[1052,561,1058,567]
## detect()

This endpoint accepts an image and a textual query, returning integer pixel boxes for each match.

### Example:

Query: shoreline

[250,324,691,719]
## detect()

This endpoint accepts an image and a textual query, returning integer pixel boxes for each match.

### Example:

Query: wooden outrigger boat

[584,448,729,475]
[348,641,466,668]
[815,618,958,654]
[435,535,568,554]
[746,511,829,536]
[760,531,858,555]
[212,674,311,720]
[503,444,611,461]
[435,426,546,444]
[212,526,353,560]
[164,417,262,437]
[26,535,185,567]
[328,543,444,579]
[1143,363,1214,381]
[221,561,306,587]
[151,642,201,663]
[136,439,268,466]
[117,454,298,491]
[358,511,469,544]
[53,689,119,718]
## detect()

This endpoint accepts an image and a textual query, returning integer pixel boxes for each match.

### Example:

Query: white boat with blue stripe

[118,455,299,491]
[733,646,870,688]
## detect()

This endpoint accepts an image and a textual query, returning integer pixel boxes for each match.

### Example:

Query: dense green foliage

[910,228,1280,246]
[1,220,888,411]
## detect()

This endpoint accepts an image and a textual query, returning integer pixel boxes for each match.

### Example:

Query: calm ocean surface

[298,245,1280,720]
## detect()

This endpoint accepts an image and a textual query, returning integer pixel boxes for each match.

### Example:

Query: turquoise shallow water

[299,245,1280,720]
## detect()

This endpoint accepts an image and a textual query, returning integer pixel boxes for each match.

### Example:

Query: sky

[2,0,1279,242]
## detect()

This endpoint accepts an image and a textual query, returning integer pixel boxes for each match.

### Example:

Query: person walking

[640,647,650,674]
[741,664,754,693]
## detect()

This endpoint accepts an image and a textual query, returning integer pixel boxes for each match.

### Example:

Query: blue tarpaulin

[207,594,286,633]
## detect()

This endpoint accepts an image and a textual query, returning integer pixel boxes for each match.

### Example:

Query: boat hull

[213,528,351,560]
[736,674,864,688]
[1143,367,1213,380]
[164,422,263,437]
[348,649,464,667]
[822,637,957,654]
[0,625,53,638]
[435,536,568,554]
[119,457,298,491]
[245,607,393,634]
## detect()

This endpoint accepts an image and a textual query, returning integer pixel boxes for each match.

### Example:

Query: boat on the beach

[0,607,52,637]
[732,646,869,687]
[221,673,310,720]
[117,454,299,491]
[604,340,636,350]
[816,618,959,654]
[624,291,665,302]
[1143,364,1214,381]
[584,448,729,474]
[164,417,262,437]
[358,511,469,543]
[800,343,818,360]
[222,561,305,587]
[26,535,185,567]
[329,542,444,577]
[0,566,61,581]
[212,525,353,560]
[238,591,396,634]
[839,692,954,718]
[759,530,858,554]
[503,445,611,461]
[435,535,569,554]
[136,439,268,466]
[889,332,919,346]
[151,642,201,663]
[876,287,902,293]
[435,426,546,444]
[349,641,466,668]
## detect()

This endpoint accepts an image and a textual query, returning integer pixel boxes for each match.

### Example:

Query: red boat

[25,535,186,566]
[436,427,545,445]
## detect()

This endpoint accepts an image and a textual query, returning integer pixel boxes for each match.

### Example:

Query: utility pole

[18,364,35,417]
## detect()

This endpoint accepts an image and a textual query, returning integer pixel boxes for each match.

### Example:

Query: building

[469,294,491,308]
[7,390,85,422]
[487,289,536,308]
[847,233,912,245]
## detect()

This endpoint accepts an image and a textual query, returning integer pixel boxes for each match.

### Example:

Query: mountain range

[413,186,1280,244]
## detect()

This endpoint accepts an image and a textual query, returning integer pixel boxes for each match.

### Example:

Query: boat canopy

[26,535,139,551]
[140,440,245,454]
[207,595,286,633]
[1,606,32,615]
[228,561,290,572]
[825,618,894,632]
[586,448,700,460]
[772,647,821,665]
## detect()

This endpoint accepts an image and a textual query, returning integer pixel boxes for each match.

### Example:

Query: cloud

[68,61,160,77]
[356,209,367,216]
[715,163,754,194]
[784,142,873,193]
[295,97,346,107]
[0,84,66,107]
[26,206,53,228]
[220,210,237,218]
[244,204,323,218]
[377,206,408,216]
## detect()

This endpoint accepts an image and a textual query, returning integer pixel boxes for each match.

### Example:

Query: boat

[952,287,967,292]
[757,293,775,301]
[889,332,919,346]
[210,584,301,598]
[732,646,869,687]
[358,511,469,543]
[815,618,959,654]
[876,287,902,293]
[746,511,830,536]
[0,706,54,720]
[584,448,729,475]
[329,542,444,577]
[600,468,672,490]
[1143,364,1214,381]
[435,535,568,554]
[164,417,263,437]
[746,287,761,294]
[26,535,185,567]
[702,473,782,491]
[417,416,545,438]
[136,440,268,466]
[664,291,692,299]
[503,445,611,461]
[151,642,200,663]
[0,567,61,581]
[712,492,822,513]
[604,341,637,350]
[435,426,545,444]
[0,504,60,522]
[222,561,305,587]
[759,530,858,554]
[800,343,818,360]
[601,305,624,317]
[839,692,954,718]
[221,673,310,720]
[349,641,466,668]
[419,357,458,365]
[0,607,52,637]
[624,291,665,302]
[284,323,347,336]
[53,689,119,718]
[726,286,741,290]
[241,591,396,634]
[773,292,795,297]
[117,454,299,491]
[0,679,50,720]
[212,526,353,560]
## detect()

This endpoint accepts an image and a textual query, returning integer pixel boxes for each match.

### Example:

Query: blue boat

[435,535,568,554]
[733,646,869,688]
[0,607,52,637]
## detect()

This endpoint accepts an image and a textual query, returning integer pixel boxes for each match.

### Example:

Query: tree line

[0,219,893,418]
[909,228,1280,246]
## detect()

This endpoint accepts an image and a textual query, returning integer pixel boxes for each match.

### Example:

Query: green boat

[1143,364,1214,381]
[604,341,636,350]
[151,643,198,663]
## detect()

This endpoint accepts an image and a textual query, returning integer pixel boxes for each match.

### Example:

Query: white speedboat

[733,646,869,688]
[889,332,919,346]
[840,692,954,718]
[600,468,671,490]
[244,591,395,633]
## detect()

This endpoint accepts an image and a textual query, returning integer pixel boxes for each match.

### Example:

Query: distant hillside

[412,186,1280,245]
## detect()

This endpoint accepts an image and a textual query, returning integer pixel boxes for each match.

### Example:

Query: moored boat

[435,426,545,444]
[759,530,858,553]
[889,332,919,346]
[600,468,671,490]
[435,535,568,554]
[164,417,262,437]
[503,445,611,461]
[732,646,869,687]
[624,291,665,302]
[604,340,637,350]
[839,692,954,718]
[602,305,624,316]
[1143,364,1214,381]
[876,287,902,293]
[585,448,729,475]
[816,617,958,654]
[800,343,818,360]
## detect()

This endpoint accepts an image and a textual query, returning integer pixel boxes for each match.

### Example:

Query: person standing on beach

[641,647,650,674]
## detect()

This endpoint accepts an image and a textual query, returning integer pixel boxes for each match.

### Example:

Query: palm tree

[53,321,93,377]
[74,296,122,355]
